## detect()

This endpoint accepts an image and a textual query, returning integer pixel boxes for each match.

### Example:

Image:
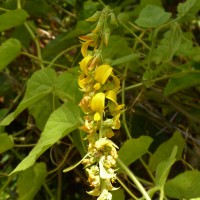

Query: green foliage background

[0,0,200,199]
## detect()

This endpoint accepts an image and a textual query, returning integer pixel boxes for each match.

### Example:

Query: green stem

[139,158,155,183]
[116,177,138,200]
[43,183,56,200]
[117,158,151,200]
[24,22,44,68]
[48,145,74,174]
[14,144,35,147]
[21,52,69,69]
[10,149,23,160]
[98,0,106,7]
[0,7,10,12]
[122,64,132,139]
[124,71,200,92]
[17,0,21,8]
[0,176,12,194]
[145,186,160,200]
[159,187,164,200]
[121,23,150,50]
[57,169,62,200]
[47,44,81,68]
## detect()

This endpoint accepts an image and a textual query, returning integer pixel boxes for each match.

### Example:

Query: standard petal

[90,93,105,114]
[95,64,113,84]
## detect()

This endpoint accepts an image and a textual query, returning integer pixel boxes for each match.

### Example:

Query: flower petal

[94,112,101,121]
[95,64,113,84]
[79,55,93,74]
[81,40,92,57]
[105,90,117,103]
[94,82,101,90]
[97,189,112,200]
[99,157,113,179]
[90,93,105,114]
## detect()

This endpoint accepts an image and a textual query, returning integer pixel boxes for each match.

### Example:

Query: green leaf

[24,0,52,16]
[55,69,82,103]
[0,133,14,153]
[155,146,177,187]
[29,94,60,130]
[135,5,171,28]
[0,9,28,32]
[112,188,125,200]
[118,136,153,171]
[177,0,200,21]
[102,35,131,60]
[0,68,57,126]
[28,70,81,130]
[10,102,81,174]
[153,23,182,63]
[0,38,21,71]
[112,53,139,66]
[17,162,47,200]
[164,72,200,96]
[11,25,31,48]
[165,171,200,199]
[149,131,185,172]
[66,0,76,6]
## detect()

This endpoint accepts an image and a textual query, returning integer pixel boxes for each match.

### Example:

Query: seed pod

[86,11,102,22]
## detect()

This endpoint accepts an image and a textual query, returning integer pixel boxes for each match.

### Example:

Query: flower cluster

[78,7,124,200]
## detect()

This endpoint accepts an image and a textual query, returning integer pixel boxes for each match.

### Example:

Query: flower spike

[78,6,123,200]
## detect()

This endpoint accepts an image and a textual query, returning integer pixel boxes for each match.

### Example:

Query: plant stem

[47,44,81,68]
[48,145,74,174]
[24,22,44,68]
[116,177,138,200]
[122,64,132,139]
[121,23,150,50]
[14,144,36,147]
[21,52,70,69]
[0,7,10,12]
[124,71,200,92]
[57,169,62,200]
[17,0,21,8]
[0,176,12,194]
[43,183,56,200]
[159,187,164,200]
[117,158,151,200]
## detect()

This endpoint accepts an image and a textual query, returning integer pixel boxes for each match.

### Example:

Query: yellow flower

[79,55,93,74]
[90,93,105,121]
[95,138,119,150]
[95,64,113,84]
[81,40,92,57]
[99,156,115,179]
[79,95,91,114]
[105,90,117,104]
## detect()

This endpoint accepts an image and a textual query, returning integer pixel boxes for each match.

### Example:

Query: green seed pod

[86,11,102,22]
[110,13,118,26]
